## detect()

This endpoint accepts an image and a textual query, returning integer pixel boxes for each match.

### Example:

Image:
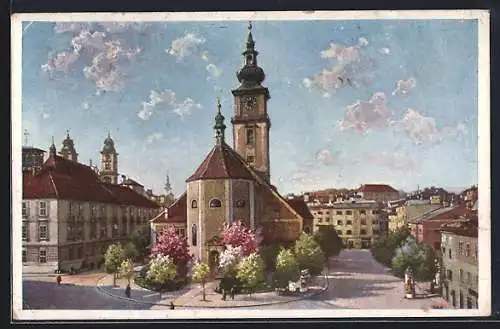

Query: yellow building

[388,200,443,233]
[309,199,383,249]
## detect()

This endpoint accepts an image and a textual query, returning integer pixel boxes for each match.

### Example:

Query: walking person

[230,285,236,300]
[169,301,175,310]
[125,283,131,299]
[56,275,62,285]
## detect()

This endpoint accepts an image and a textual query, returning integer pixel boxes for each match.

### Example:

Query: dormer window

[191,200,198,209]
[209,199,222,208]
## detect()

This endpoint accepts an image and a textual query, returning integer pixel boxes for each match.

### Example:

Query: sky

[20,19,479,196]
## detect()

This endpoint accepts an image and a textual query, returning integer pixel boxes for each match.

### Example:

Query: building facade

[388,200,443,233]
[309,199,384,249]
[440,218,478,309]
[22,146,46,172]
[22,138,160,273]
[356,184,400,203]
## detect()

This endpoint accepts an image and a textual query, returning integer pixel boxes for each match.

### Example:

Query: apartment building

[309,199,384,248]
[440,217,478,309]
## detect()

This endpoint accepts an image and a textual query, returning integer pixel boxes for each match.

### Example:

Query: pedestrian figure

[230,286,236,300]
[222,289,227,301]
[56,275,62,285]
[125,284,131,298]
[169,302,175,310]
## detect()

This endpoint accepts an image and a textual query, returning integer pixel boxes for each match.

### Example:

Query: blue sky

[21,19,478,196]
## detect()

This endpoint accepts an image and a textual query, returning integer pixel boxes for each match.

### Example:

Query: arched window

[191,200,198,209]
[192,224,197,246]
[246,129,255,145]
[209,199,222,208]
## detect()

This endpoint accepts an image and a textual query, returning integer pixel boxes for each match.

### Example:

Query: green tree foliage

[294,232,325,275]
[371,226,410,267]
[236,253,265,295]
[104,244,125,285]
[130,224,151,260]
[273,248,300,289]
[146,254,177,286]
[391,237,438,282]
[119,259,135,284]
[124,241,139,262]
[313,226,343,258]
[259,244,281,271]
[191,262,210,301]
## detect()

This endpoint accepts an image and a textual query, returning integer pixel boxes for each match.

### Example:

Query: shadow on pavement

[23,280,156,310]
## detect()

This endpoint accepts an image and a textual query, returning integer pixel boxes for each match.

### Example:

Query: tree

[313,226,343,259]
[218,245,243,276]
[104,244,125,286]
[191,262,210,301]
[259,243,281,271]
[273,248,300,289]
[294,232,325,275]
[119,259,135,285]
[146,254,177,291]
[391,237,438,283]
[124,241,139,262]
[130,224,151,260]
[221,220,259,255]
[371,226,410,267]
[150,226,192,276]
[236,253,265,295]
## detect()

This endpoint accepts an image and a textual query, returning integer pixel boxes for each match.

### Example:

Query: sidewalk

[96,273,328,308]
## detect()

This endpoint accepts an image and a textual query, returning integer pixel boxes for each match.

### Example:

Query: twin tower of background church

[51,23,307,265]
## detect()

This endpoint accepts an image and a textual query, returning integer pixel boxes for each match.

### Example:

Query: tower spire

[24,129,30,147]
[236,21,265,87]
[49,136,56,155]
[213,97,226,144]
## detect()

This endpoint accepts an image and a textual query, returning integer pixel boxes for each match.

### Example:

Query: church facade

[152,24,309,269]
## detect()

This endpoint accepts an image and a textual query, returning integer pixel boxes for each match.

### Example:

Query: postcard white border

[11,10,491,320]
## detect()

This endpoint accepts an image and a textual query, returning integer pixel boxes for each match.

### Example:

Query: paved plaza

[22,249,447,310]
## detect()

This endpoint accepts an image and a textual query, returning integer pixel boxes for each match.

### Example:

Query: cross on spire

[66,129,70,138]
[248,20,252,31]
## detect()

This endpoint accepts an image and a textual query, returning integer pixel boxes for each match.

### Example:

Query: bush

[313,226,343,258]
[135,275,188,292]
[273,248,300,289]
[370,227,410,267]
[294,233,325,275]
[259,244,281,271]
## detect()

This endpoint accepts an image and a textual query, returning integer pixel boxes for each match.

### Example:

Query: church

[150,23,313,269]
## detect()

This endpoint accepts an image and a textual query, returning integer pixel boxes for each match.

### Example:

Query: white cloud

[138,89,202,120]
[337,92,392,134]
[173,98,202,117]
[304,38,374,92]
[97,22,147,34]
[393,109,467,145]
[42,113,51,120]
[71,31,107,54]
[392,77,417,96]
[41,51,79,74]
[166,33,206,59]
[201,51,210,61]
[315,149,336,165]
[146,132,164,144]
[53,22,91,34]
[138,89,176,120]
[83,52,124,92]
[81,102,91,110]
[379,47,391,55]
[206,63,223,80]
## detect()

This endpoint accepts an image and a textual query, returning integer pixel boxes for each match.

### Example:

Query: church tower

[231,22,271,183]
[99,132,118,184]
[59,130,79,162]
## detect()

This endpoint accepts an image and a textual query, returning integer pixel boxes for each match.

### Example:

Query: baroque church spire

[214,97,226,144]
[236,21,266,88]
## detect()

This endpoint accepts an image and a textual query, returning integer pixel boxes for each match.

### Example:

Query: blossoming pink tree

[150,226,192,275]
[221,220,259,256]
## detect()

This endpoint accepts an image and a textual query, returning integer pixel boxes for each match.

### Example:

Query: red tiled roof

[441,217,478,237]
[23,153,160,208]
[186,142,255,182]
[358,184,398,193]
[151,193,187,223]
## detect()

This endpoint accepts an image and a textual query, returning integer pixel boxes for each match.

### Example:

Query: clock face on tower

[241,96,257,111]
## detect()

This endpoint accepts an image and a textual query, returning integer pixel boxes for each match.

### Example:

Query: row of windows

[314,209,380,216]
[22,201,157,219]
[22,222,49,241]
[442,242,478,260]
[447,288,478,309]
[319,227,377,236]
[317,219,378,225]
[445,268,478,285]
[191,199,246,209]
